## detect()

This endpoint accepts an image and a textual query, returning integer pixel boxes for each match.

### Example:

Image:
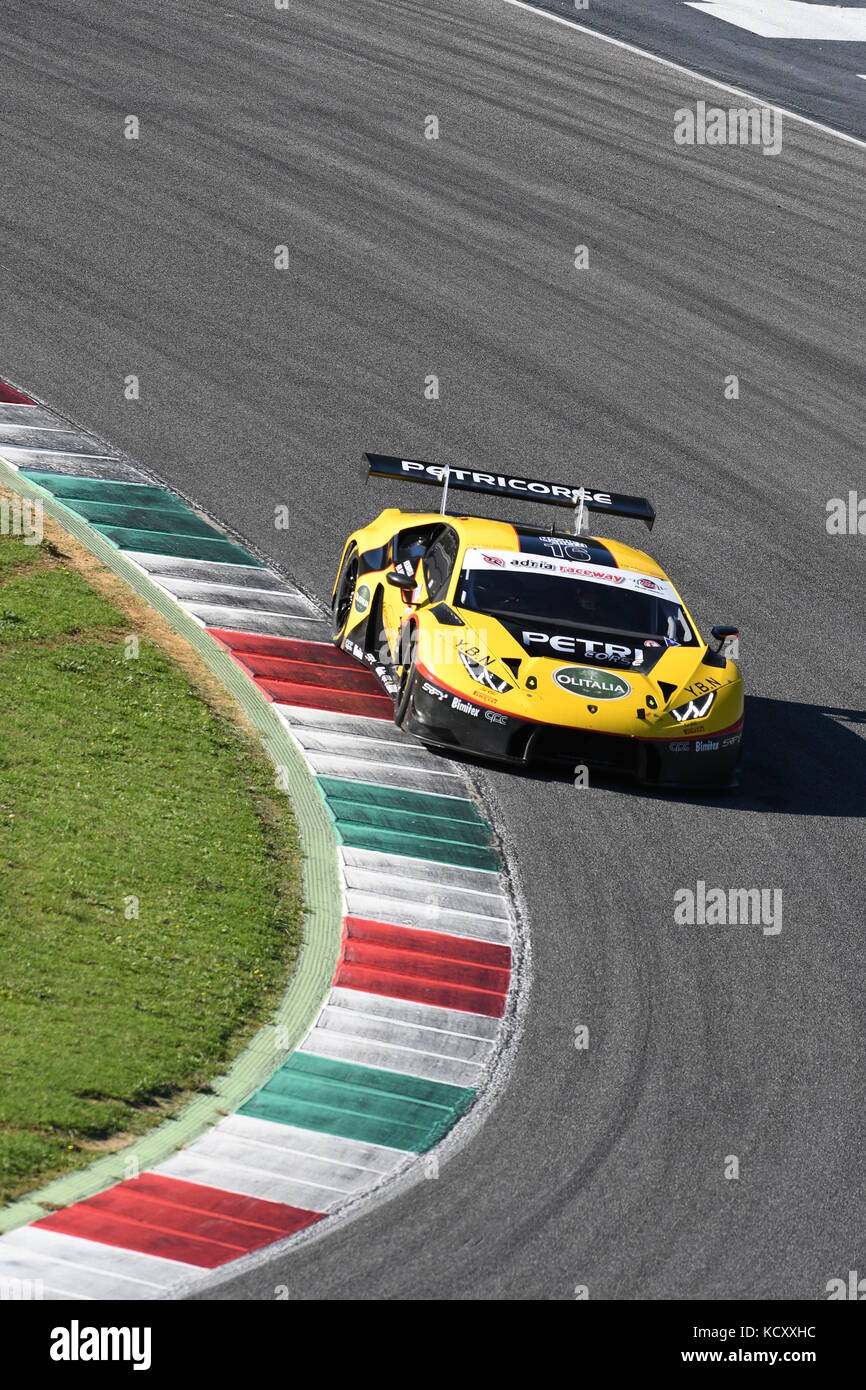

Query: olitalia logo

[553,666,631,699]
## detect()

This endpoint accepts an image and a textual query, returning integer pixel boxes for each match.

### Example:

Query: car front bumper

[406,668,743,788]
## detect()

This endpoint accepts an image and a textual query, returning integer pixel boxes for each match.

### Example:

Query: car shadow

[443,696,866,818]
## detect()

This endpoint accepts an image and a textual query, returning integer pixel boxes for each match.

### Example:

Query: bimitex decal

[553,665,632,700]
[354,583,372,614]
[452,695,481,717]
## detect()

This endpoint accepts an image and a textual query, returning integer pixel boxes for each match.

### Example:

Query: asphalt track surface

[2,0,865,1299]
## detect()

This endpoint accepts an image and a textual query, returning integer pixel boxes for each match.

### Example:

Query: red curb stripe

[342,938,510,992]
[124,1172,315,1232]
[335,919,510,1018]
[345,915,511,966]
[208,630,340,662]
[35,1175,322,1268]
[238,653,386,695]
[0,380,36,405]
[255,676,393,718]
[207,629,395,719]
[335,963,507,1018]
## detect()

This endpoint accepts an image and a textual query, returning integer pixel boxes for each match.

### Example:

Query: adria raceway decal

[0,381,519,1299]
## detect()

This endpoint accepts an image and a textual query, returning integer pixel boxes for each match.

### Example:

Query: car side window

[393,525,438,570]
[422,527,460,602]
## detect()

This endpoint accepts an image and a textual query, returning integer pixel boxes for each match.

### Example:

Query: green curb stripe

[93,526,263,565]
[17,467,263,566]
[328,800,493,844]
[240,1052,474,1152]
[20,472,193,509]
[315,778,499,870]
[62,501,230,535]
[333,825,500,871]
[316,777,486,821]
[0,461,342,1235]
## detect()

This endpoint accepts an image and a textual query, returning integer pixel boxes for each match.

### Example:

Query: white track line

[499,0,866,151]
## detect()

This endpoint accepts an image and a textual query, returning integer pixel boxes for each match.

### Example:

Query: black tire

[393,624,418,727]
[364,584,386,662]
[332,544,359,643]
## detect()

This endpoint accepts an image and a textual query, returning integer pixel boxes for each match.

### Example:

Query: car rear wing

[362,453,655,531]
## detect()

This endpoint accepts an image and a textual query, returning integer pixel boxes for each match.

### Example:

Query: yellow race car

[331,455,744,787]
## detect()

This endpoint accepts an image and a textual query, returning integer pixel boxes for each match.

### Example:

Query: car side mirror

[387,571,417,594]
[711,624,739,652]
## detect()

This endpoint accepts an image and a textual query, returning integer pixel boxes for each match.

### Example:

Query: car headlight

[458,647,513,694]
[670,691,715,723]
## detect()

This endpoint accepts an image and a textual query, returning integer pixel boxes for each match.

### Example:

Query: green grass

[0,532,303,1204]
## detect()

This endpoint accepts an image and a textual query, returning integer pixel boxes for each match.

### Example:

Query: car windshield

[456,550,696,645]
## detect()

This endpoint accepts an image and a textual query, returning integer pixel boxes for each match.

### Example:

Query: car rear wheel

[332,545,359,644]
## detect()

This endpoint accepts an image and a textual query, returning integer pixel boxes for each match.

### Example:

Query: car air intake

[431,603,464,626]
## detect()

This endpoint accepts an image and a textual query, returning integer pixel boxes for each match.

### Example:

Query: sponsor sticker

[684,676,721,696]
[553,666,631,700]
[422,680,448,702]
[484,710,508,725]
[452,695,480,717]
[521,629,643,666]
[354,583,371,614]
[462,549,679,601]
[344,635,399,695]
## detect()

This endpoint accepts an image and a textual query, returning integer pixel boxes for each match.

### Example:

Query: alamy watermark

[674,100,782,157]
[826,491,866,535]
[674,880,782,936]
[0,494,42,545]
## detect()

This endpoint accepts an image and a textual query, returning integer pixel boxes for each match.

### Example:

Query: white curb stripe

[0,406,65,428]
[338,845,501,888]
[342,892,512,945]
[152,576,312,603]
[151,1112,408,1212]
[299,1034,486,1088]
[0,1226,198,1296]
[327,986,501,1040]
[181,604,332,635]
[161,1131,378,1196]
[313,1000,495,1063]
[0,428,107,451]
[0,450,140,478]
[214,1114,405,1173]
[123,553,276,584]
[293,731,448,773]
[155,1148,366,1212]
[273,704,410,741]
[342,865,511,918]
[305,753,465,794]
[181,593,320,618]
